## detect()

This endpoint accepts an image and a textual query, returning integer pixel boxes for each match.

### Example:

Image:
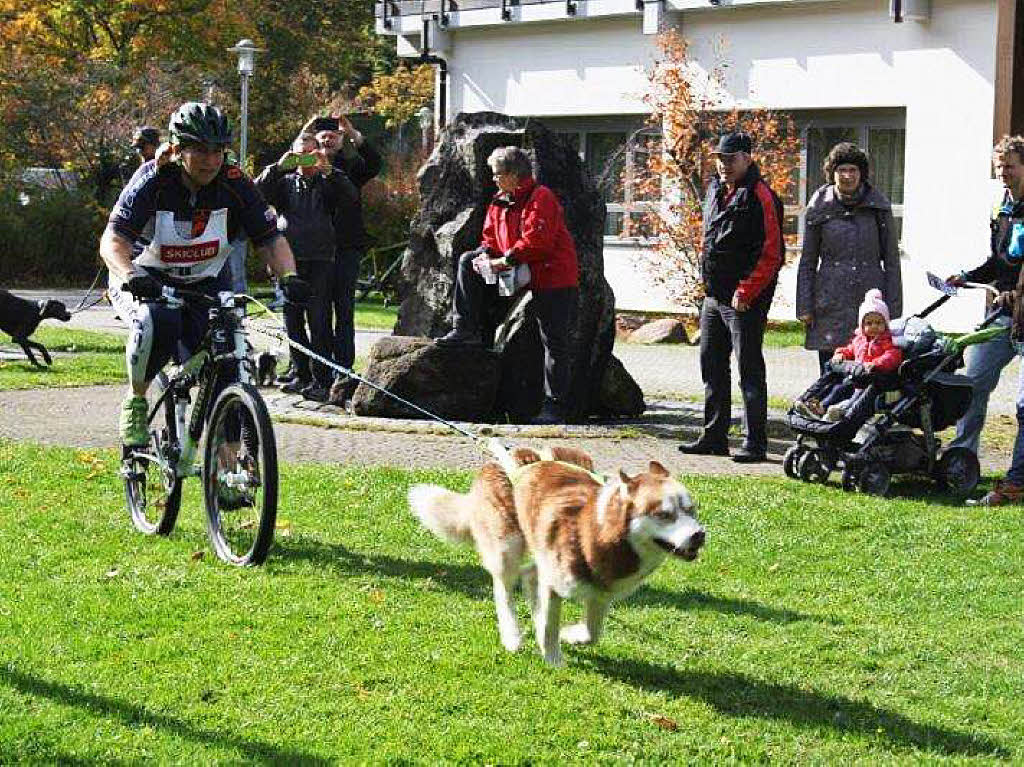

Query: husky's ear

[618,469,633,485]
[648,461,669,478]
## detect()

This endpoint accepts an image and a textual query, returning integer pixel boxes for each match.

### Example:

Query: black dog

[256,351,278,386]
[0,289,72,369]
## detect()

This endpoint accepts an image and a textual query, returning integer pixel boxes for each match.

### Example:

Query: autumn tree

[356,63,434,129]
[635,30,800,312]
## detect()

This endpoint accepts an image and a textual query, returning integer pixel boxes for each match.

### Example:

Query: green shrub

[0,184,107,286]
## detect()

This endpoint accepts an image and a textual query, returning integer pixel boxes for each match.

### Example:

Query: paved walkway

[0,288,1016,476]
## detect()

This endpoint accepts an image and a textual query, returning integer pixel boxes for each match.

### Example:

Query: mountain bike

[119,287,278,566]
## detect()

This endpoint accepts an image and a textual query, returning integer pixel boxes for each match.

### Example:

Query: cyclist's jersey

[108,160,279,284]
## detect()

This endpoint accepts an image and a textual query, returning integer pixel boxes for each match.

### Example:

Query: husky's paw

[560,623,593,645]
[499,628,522,652]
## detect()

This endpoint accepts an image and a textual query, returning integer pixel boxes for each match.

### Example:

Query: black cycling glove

[280,274,312,305]
[124,273,162,300]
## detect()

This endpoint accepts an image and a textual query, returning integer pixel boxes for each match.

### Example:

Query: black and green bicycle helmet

[168,102,233,147]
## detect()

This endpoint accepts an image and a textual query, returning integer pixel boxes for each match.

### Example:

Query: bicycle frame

[143,289,254,479]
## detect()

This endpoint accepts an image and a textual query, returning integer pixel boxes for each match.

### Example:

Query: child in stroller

[794,289,902,422]
[785,287,1006,496]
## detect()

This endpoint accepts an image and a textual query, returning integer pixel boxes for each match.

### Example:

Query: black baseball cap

[711,131,752,155]
[132,126,160,147]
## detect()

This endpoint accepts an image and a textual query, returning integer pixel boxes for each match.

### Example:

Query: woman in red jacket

[436,146,580,424]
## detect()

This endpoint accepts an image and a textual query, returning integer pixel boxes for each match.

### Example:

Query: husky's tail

[408,483,476,545]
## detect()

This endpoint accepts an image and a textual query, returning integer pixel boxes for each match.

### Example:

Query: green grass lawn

[0,327,124,390]
[1,440,1020,763]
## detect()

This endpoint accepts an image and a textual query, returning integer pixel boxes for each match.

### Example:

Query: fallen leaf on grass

[106,568,120,578]
[191,551,205,561]
[275,519,293,537]
[646,713,678,731]
[369,589,385,604]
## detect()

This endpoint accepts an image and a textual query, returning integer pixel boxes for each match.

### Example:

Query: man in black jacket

[256,133,357,402]
[313,116,383,404]
[679,131,784,463]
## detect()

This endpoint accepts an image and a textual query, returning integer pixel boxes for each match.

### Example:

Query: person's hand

[798,313,814,328]
[124,273,162,300]
[731,292,749,312]
[945,273,966,287]
[280,274,312,305]
[337,115,361,143]
[313,148,332,171]
[994,290,1017,311]
[155,142,174,168]
[490,257,512,273]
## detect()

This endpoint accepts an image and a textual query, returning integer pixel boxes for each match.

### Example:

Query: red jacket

[835,328,902,373]
[481,178,579,290]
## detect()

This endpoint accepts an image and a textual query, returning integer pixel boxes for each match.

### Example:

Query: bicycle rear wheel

[124,372,182,536]
[202,383,278,565]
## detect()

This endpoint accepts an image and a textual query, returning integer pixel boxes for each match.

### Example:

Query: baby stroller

[784,285,1005,496]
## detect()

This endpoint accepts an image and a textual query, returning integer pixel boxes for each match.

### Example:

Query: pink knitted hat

[858,288,890,327]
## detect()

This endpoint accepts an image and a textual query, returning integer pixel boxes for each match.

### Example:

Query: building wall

[436,0,1001,329]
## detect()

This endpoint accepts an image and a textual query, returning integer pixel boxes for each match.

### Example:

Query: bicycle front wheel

[124,372,183,536]
[202,383,278,565]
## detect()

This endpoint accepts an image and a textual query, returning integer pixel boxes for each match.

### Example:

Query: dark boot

[435,327,482,347]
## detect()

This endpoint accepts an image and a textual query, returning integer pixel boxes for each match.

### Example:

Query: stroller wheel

[857,461,891,497]
[783,445,802,478]
[797,451,829,483]
[840,466,858,492]
[935,447,980,496]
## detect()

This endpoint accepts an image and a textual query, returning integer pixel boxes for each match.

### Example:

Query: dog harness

[503,447,610,487]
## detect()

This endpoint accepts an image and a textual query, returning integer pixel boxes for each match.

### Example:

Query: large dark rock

[393,111,643,422]
[351,336,500,421]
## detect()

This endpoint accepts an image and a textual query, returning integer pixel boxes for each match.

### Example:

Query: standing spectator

[678,131,784,463]
[132,126,161,164]
[256,133,357,402]
[311,115,383,405]
[797,142,902,372]
[949,135,1024,504]
[435,145,579,425]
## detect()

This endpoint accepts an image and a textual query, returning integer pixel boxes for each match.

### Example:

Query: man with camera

[132,126,161,164]
[100,102,309,448]
[256,132,357,402]
[305,114,383,405]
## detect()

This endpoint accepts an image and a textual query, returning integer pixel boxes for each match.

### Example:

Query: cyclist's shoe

[217,482,254,510]
[119,394,149,447]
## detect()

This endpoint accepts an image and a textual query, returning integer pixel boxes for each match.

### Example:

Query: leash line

[242,296,498,449]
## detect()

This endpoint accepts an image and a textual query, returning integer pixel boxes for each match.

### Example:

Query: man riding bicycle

[100,101,310,447]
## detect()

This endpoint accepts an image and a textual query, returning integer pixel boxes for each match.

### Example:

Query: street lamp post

[417,106,434,151]
[227,39,266,169]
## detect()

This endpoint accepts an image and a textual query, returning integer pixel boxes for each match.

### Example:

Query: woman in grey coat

[797,142,902,371]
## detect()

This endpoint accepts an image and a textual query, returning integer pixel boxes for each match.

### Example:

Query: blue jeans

[1004,355,1024,484]
[951,315,1013,457]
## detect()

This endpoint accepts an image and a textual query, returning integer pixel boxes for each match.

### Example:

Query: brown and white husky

[408,446,705,666]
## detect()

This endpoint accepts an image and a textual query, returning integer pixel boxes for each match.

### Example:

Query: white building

[376,0,1024,329]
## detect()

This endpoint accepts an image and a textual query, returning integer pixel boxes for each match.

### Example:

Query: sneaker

[280,377,310,395]
[966,480,1024,506]
[824,404,846,422]
[119,394,149,447]
[301,383,330,403]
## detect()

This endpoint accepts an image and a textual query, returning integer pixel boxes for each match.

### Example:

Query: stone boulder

[351,336,500,421]
[393,111,643,422]
[628,318,689,344]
